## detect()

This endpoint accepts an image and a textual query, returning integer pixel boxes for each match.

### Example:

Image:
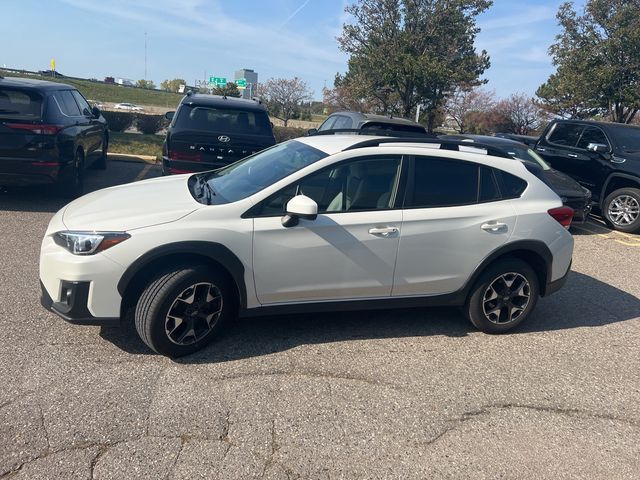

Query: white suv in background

[40,135,574,357]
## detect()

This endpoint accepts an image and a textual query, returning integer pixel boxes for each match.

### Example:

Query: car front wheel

[465,258,539,334]
[134,265,233,357]
[603,188,640,233]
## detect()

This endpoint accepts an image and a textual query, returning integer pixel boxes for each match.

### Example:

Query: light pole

[144,32,147,81]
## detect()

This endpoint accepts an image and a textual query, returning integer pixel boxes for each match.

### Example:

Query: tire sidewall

[140,267,234,357]
[603,188,640,233]
[466,258,539,334]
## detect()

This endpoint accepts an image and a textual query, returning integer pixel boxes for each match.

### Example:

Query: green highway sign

[236,78,247,88]
[209,76,227,87]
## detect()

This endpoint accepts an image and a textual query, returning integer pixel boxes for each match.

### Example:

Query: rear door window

[547,123,584,147]
[55,91,82,117]
[174,105,272,135]
[576,126,609,150]
[409,157,479,208]
[0,88,43,119]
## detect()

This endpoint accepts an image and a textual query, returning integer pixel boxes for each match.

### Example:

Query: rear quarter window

[0,88,43,119]
[495,170,527,198]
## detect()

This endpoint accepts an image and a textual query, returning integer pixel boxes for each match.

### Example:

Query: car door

[71,90,104,163]
[252,155,404,304]
[393,156,519,297]
[536,122,584,170]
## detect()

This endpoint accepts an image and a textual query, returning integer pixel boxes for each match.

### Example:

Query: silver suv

[40,135,574,357]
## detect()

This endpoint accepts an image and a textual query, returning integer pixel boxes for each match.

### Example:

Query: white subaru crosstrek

[40,135,574,357]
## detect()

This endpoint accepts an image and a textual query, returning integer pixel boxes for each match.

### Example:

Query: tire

[134,265,234,357]
[602,187,640,233]
[94,134,108,170]
[464,258,539,334]
[56,150,84,198]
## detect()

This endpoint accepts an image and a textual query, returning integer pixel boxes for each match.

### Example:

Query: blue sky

[0,0,584,100]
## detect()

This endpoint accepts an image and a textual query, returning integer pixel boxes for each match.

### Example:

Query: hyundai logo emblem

[218,135,231,143]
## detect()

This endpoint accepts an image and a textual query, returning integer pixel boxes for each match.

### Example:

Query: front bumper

[40,280,119,325]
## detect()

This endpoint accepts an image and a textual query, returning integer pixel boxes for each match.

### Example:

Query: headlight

[53,231,130,255]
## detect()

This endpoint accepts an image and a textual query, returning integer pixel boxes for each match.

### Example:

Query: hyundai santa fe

[40,135,574,357]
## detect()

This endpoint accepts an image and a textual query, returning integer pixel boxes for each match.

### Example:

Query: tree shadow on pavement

[100,270,640,362]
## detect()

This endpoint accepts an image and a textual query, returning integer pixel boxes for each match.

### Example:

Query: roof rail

[342,137,514,159]
[309,128,434,138]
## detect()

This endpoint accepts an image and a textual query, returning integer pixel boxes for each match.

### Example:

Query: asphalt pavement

[0,161,639,479]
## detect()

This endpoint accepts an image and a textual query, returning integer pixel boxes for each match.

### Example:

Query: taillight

[548,206,574,229]
[168,167,194,174]
[5,123,63,135]
[169,150,202,162]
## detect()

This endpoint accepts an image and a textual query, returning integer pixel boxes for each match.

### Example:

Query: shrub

[273,126,308,143]
[136,114,165,134]
[102,111,135,132]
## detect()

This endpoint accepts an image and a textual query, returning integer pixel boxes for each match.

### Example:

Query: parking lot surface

[1,162,639,479]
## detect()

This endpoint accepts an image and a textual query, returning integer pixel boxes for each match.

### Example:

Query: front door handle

[567,153,578,158]
[481,222,508,233]
[536,147,546,152]
[368,226,399,237]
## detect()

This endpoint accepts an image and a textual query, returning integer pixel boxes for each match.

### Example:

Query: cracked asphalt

[1,160,639,479]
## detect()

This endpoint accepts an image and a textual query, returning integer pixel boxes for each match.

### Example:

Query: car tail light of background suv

[548,206,574,229]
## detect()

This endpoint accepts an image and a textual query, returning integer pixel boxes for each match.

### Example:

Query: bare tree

[493,93,546,135]
[444,86,495,133]
[258,77,313,127]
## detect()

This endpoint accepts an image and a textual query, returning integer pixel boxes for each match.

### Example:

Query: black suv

[0,76,108,196]
[309,111,429,136]
[534,120,640,232]
[162,93,276,175]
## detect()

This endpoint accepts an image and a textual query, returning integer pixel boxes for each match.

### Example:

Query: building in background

[234,68,258,99]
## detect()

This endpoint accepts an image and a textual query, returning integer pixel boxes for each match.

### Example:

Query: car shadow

[99,270,640,362]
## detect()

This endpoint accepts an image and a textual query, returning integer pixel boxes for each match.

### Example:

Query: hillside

[0,69,183,108]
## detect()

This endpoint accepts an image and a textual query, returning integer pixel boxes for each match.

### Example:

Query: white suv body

[40,135,574,357]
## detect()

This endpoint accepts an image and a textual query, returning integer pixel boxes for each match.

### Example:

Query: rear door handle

[368,226,399,237]
[536,147,546,152]
[481,222,508,233]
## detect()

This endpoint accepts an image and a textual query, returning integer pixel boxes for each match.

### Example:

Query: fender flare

[117,241,247,308]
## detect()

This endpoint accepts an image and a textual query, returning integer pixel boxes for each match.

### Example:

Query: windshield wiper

[194,175,216,204]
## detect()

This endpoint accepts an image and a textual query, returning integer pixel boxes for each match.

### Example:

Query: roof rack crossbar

[342,137,514,159]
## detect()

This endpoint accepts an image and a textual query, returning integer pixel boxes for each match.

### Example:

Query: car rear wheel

[603,188,640,233]
[56,150,84,198]
[94,134,108,170]
[465,258,539,334]
[134,265,233,357]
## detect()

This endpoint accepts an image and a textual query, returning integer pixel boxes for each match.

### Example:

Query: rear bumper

[545,260,571,297]
[162,157,231,175]
[40,280,120,326]
[0,158,63,186]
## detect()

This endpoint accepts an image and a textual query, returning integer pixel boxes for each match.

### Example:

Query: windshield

[197,140,328,204]
[615,127,640,153]
[504,145,551,170]
[0,88,43,120]
[174,104,272,135]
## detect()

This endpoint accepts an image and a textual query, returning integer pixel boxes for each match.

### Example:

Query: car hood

[543,169,590,198]
[62,175,202,231]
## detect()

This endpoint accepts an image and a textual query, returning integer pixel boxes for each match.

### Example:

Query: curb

[108,153,159,165]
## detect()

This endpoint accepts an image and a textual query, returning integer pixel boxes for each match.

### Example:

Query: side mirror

[91,106,101,118]
[164,111,175,121]
[282,195,318,227]
[587,143,608,154]
[307,128,318,136]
